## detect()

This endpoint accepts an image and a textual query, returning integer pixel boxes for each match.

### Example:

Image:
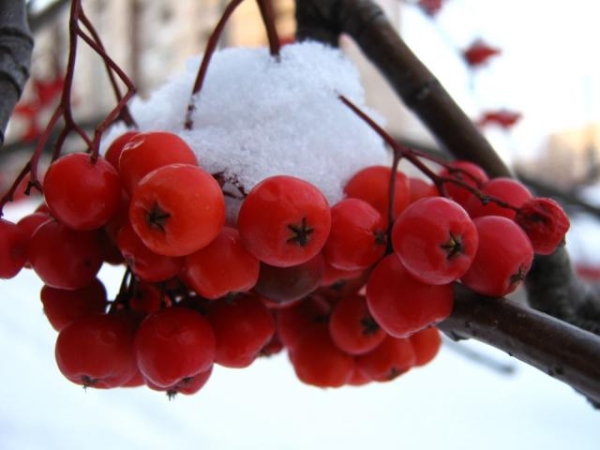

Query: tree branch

[295,0,600,405]
[441,285,600,407]
[0,0,33,148]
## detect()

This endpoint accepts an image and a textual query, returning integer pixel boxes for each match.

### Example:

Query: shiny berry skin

[146,367,213,398]
[118,131,198,194]
[134,306,216,388]
[43,152,122,230]
[254,253,325,305]
[128,281,164,315]
[40,278,108,331]
[323,198,386,271]
[328,294,386,355]
[392,196,478,285]
[355,335,415,382]
[117,223,184,282]
[55,312,139,388]
[183,227,260,300]
[0,218,29,279]
[206,294,275,368]
[465,177,532,219]
[439,161,488,208]
[237,175,331,267]
[129,164,225,257]
[343,165,410,223]
[461,216,534,297]
[366,254,454,338]
[409,327,442,367]
[408,177,439,203]
[289,323,354,388]
[276,295,332,350]
[515,197,570,255]
[29,219,104,290]
[104,131,139,169]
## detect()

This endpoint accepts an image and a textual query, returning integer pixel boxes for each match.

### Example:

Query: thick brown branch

[295,0,600,405]
[0,0,33,147]
[441,284,600,407]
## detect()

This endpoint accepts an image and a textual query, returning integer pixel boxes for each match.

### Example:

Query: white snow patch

[103,42,388,207]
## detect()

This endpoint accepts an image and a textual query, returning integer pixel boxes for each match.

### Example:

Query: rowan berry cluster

[0,127,570,394]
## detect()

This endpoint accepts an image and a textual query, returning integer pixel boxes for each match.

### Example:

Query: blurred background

[2,0,600,448]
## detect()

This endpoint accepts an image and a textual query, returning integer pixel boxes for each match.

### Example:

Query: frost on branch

[104,42,388,208]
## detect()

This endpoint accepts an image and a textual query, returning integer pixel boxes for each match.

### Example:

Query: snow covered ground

[1,202,599,450]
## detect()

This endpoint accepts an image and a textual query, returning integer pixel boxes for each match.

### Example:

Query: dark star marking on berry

[145,202,171,232]
[440,232,464,259]
[509,265,527,286]
[360,316,381,336]
[287,217,314,247]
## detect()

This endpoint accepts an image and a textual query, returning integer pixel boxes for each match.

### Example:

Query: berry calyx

[238,175,331,267]
[515,197,570,255]
[129,163,225,257]
[392,196,478,285]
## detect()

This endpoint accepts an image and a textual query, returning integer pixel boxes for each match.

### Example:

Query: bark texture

[295,0,600,406]
[0,0,33,147]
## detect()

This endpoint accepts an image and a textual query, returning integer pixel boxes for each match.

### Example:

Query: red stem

[339,94,520,214]
[256,0,281,58]
[184,0,246,130]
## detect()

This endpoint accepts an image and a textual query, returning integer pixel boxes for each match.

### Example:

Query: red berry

[40,278,108,331]
[43,153,122,230]
[183,227,260,300]
[465,177,532,219]
[409,327,442,367]
[392,196,478,285]
[104,131,139,169]
[289,323,354,388]
[117,223,184,282]
[366,254,454,338]
[118,131,198,194]
[128,281,164,315]
[129,164,225,257]
[343,165,410,223]
[0,218,29,279]
[238,175,331,267]
[461,216,534,297]
[29,219,104,290]
[408,176,439,203]
[55,312,139,388]
[439,161,488,208]
[328,294,386,355]
[515,197,570,255]
[207,294,275,368]
[355,335,415,382]
[323,198,386,271]
[276,295,332,350]
[134,306,215,388]
[146,367,213,397]
[254,253,325,305]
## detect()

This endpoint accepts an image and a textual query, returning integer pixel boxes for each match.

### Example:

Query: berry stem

[185,0,281,130]
[256,0,281,59]
[185,0,246,130]
[339,95,520,214]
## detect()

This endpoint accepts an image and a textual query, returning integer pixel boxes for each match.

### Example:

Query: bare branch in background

[0,0,33,147]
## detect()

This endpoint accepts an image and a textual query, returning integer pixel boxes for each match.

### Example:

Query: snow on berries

[0,27,572,395]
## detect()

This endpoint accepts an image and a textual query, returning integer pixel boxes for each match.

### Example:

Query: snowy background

[1,201,599,450]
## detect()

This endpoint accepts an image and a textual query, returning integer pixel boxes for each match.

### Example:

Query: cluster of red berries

[0,130,569,394]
